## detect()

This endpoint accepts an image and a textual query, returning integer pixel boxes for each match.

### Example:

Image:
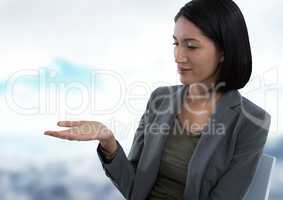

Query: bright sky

[0,0,282,149]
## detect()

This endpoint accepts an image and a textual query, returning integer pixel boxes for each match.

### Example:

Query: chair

[243,154,276,200]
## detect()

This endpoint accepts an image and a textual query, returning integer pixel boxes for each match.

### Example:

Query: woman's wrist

[100,146,118,160]
[100,136,118,157]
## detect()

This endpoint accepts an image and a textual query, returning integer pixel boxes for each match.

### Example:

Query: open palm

[44,120,113,141]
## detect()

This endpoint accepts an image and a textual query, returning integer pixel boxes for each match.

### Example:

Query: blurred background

[0,0,282,199]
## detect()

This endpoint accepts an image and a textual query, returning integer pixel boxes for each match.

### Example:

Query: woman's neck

[187,83,215,102]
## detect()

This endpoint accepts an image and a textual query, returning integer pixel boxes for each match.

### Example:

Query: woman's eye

[187,42,197,49]
[172,42,197,49]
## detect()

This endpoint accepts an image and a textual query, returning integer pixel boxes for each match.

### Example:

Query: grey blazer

[97,84,271,200]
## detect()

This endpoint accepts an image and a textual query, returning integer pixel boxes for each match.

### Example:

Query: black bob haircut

[174,0,252,93]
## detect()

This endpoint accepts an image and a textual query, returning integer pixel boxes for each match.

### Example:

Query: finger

[57,120,89,127]
[44,129,79,140]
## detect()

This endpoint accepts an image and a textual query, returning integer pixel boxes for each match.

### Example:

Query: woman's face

[173,16,224,87]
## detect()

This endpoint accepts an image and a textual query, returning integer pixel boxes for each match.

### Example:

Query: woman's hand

[44,120,114,142]
[44,120,118,155]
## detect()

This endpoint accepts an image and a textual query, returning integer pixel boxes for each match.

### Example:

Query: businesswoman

[44,0,271,199]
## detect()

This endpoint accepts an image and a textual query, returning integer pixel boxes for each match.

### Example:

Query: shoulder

[151,84,181,96]
[234,94,271,135]
[240,96,270,120]
[149,84,182,106]
[228,94,272,153]
[144,85,182,115]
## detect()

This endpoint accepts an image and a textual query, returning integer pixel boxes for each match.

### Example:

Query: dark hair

[174,0,252,93]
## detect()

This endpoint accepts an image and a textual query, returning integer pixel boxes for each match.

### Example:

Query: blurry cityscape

[0,135,282,200]
[0,136,124,200]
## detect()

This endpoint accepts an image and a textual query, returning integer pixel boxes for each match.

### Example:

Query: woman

[44,0,271,199]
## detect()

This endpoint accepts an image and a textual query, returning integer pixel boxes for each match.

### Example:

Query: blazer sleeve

[96,87,160,199]
[208,111,271,200]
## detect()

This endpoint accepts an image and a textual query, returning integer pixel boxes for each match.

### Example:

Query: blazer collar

[177,84,241,114]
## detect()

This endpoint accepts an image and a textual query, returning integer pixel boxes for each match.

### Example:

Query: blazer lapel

[183,88,241,199]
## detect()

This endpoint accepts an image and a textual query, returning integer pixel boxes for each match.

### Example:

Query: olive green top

[146,115,202,200]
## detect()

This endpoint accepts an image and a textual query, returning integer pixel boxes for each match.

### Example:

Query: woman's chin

[179,77,194,85]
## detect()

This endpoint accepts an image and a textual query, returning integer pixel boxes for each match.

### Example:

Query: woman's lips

[177,67,192,72]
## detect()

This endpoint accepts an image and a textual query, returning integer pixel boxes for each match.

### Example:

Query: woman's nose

[174,47,188,63]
